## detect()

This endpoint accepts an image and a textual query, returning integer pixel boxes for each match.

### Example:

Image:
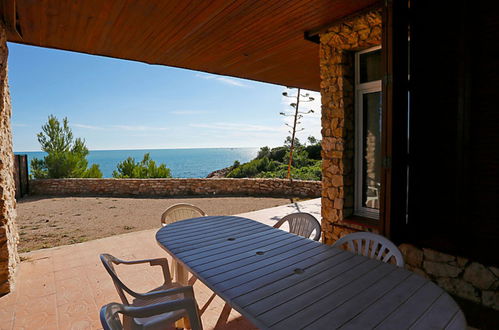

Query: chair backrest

[100,254,139,305]
[161,203,206,226]
[332,232,405,267]
[273,212,321,241]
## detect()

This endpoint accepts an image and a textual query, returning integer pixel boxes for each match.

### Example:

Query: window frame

[354,45,382,219]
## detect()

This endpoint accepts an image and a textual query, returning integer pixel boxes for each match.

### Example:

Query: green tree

[269,146,287,162]
[83,164,103,178]
[307,136,318,145]
[256,146,270,159]
[305,135,322,160]
[283,148,311,168]
[30,115,102,178]
[112,153,172,178]
[284,136,302,149]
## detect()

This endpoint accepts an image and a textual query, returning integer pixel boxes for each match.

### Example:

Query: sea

[14,148,258,178]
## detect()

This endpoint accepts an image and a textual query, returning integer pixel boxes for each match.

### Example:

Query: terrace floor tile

[0,199,319,329]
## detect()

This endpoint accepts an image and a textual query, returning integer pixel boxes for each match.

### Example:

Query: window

[354,46,382,219]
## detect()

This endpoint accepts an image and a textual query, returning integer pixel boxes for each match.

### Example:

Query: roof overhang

[2,0,378,91]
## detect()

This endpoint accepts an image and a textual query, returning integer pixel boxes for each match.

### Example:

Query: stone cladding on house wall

[319,9,382,244]
[318,8,498,311]
[29,178,321,198]
[0,24,18,294]
[400,244,499,310]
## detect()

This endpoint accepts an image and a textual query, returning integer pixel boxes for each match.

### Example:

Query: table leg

[174,260,191,329]
[175,260,188,285]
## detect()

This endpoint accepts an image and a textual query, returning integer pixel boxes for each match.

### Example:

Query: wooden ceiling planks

[5,0,378,91]
[165,2,266,65]
[184,1,307,71]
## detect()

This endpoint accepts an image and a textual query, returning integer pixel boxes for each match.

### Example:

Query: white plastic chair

[332,232,405,267]
[100,254,202,329]
[100,298,203,330]
[160,204,206,279]
[273,212,321,241]
[161,203,206,226]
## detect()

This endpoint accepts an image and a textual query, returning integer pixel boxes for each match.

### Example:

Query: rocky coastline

[206,166,231,178]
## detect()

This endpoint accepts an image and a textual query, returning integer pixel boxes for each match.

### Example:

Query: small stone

[412,268,429,279]
[326,187,338,200]
[456,256,469,268]
[482,290,499,310]
[331,175,343,187]
[489,266,499,278]
[358,29,370,41]
[399,244,423,268]
[423,261,461,277]
[436,277,480,303]
[423,248,455,263]
[333,127,344,137]
[331,151,343,159]
[405,264,429,279]
[370,26,382,39]
[320,33,333,44]
[463,262,497,290]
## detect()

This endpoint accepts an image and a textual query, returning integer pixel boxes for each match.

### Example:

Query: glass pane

[359,49,382,83]
[362,91,382,209]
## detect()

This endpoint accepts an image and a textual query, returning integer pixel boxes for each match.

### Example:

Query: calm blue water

[15,148,258,178]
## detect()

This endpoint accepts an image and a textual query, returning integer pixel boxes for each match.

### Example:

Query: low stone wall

[29,178,321,198]
[400,244,499,311]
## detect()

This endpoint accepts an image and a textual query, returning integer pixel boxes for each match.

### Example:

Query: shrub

[284,149,312,168]
[226,157,278,178]
[224,136,322,181]
[112,153,171,178]
[258,161,322,181]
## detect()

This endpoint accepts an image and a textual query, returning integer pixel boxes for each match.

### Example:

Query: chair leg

[187,305,203,330]
[174,262,190,329]
[170,261,176,282]
[123,315,133,330]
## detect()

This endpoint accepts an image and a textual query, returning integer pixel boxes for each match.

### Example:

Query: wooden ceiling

[3,0,378,91]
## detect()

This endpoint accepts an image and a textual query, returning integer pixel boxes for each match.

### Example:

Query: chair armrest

[124,298,203,330]
[136,285,195,300]
[114,257,166,266]
[125,298,193,317]
[273,218,286,229]
[115,257,171,285]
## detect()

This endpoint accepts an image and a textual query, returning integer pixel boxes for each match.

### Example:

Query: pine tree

[31,115,103,178]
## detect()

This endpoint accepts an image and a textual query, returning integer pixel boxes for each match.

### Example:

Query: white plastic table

[156,216,466,330]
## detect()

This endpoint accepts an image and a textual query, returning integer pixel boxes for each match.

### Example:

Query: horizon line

[14,146,266,153]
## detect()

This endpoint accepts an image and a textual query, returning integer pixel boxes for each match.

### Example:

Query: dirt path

[16,196,295,252]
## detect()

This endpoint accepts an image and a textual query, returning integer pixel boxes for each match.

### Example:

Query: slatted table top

[156,216,466,330]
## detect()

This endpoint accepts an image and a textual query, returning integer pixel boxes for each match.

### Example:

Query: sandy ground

[16,196,296,253]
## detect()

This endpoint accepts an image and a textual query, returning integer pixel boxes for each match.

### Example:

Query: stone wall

[29,178,321,198]
[0,24,18,294]
[400,244,499,311]
[318,9,499,312]
[319,9,382,244]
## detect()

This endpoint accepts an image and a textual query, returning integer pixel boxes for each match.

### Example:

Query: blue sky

[9,43,321,151]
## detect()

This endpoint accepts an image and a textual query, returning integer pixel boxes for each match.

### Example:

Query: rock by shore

[206,166,231,178]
